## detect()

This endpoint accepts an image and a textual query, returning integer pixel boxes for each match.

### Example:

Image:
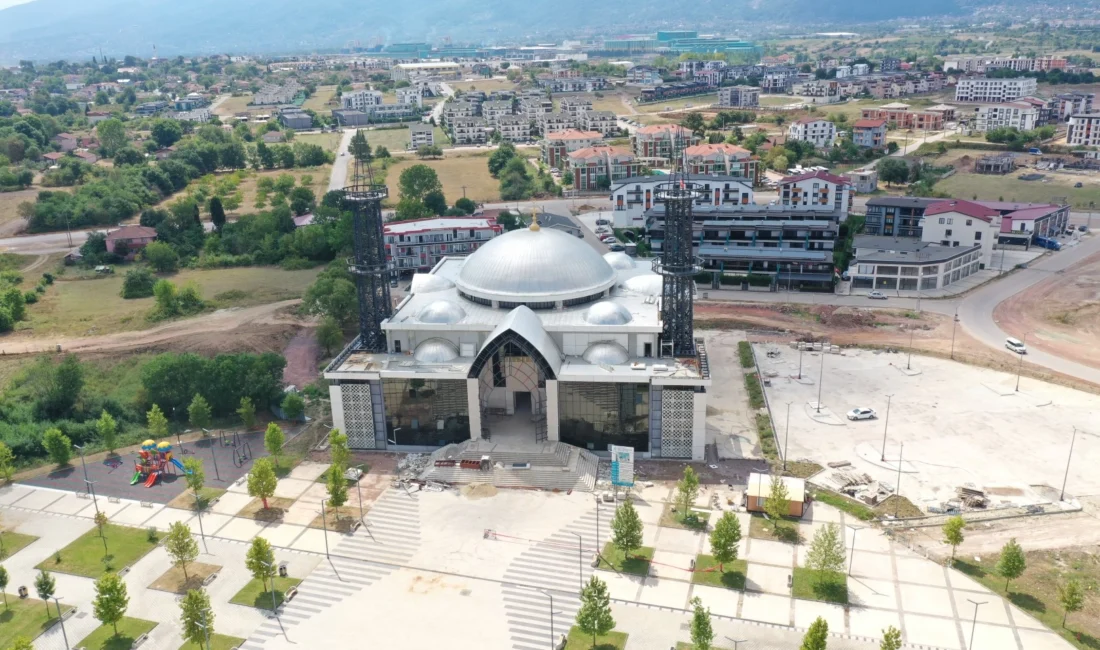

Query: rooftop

[925,199,1000,221]
[106,225,157,242]
[385,217,498,235]
[853,235,978,264]
[780,170,851,186]
[683,143,752,157]
[852,118,887,128]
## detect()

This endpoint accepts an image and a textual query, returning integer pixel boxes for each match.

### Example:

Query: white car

[867,291,888,300]
[847,407,877,421]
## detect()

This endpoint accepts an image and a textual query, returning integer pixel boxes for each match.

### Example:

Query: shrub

[737,341,754,368]
[23,291,37,304]
[121,268,158,299]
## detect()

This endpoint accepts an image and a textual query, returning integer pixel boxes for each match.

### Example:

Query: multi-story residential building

[558,98,593,120]
[793,80,842,104]
[391,62,461,81]
[682,143,759,183]
[481,100,514,126]
[383,216,501,272]
[717,85,760,108]
[851,63,870,76]
[537,111,574,135]
[342,89,384,111]
[1067,111,1100,147]
[519,91,553,120]
[863,196,940,237]
[396,87,423,107]
[631,124,693,166]
[639,81,710,103]
[778,170,852,219]
[609,174,754,227]
[251,81,302,105]
[944,56,1067,74]
[496,115,531,142]
[541,130,604,169]
[450,117,488,145]
[761,68,798,93]
[443,100,478,122]
[954,77,1038,103]
[135,101,170,116]
[537,77,608,93]
[787,118,837,149]
[860,103,945,130]
[579,110,617,136]
[627,65,662,85]
[922,200,1001,266]
[844,169,878,193]
[881,57,902,72]
[848,237,983,291]
[851,118,887,149]
[409,123,434,149]
[566,146,641,191]
[1051,93,1095,123]
[968,102,1042,132]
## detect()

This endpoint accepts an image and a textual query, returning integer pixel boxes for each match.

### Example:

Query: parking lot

[754,343,1100,510]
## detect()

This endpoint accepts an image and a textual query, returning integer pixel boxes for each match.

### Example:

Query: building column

[545,379,560,442]
[691,389,707,461]
[467,378,482,440]
[328,383,346,434]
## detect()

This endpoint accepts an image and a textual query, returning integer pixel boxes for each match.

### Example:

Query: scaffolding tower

[344,131,392,352]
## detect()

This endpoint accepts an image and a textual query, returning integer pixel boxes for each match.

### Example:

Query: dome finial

[529,208,540,231]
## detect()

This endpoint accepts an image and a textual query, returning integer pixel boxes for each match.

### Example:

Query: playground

[19,429,270,504]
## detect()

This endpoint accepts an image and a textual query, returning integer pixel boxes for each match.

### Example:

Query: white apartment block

[717,85,760,108]
[383,216,501,271]
[443,101,478,122]
[451,117,488,145]
[580,110,617,136]
[482,100,514,126]
[793,79,842,104]
[409,123,434,149]
[496,115,531,142]
[944,55,1067,74]
[558,98,593,119]
[787,118,837,149]
[954,77,1038,103]
[538,111,574,135]
[970,102,1041,132]
[1067,112,1100,147]
[397,87,423,107]
[342,89,384,111]
[391,62,461,81]
[519,92,554,120]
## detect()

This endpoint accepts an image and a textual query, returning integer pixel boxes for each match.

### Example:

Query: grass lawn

[29,266,321,337]
[179,633,246,650]
[75,617,157,650]
[229,576,302,610]
[382,152,500,204]
[212,94,253,117]
[0,531,38,559]
[36,524,157,578]
[636,94,718,113]
[691,555,747,590]
[759,95,802,107]
[748,514,803,544]
[301,85,337,113]
[232,167,331,214]
[809,488,876,522]
[457,78,519,93]
[149,562,221,594]
[167,487,227,512]
[591,92,630,114]
[566,626,628,650]
[954,550,1100,650]
[935,172,1100,210]
[598,543,654,577]
[659,503,709,531]
[0,596,73,648]
[361,126,416,153]
[295,131,342,152]
[308,505,363,532]
[792,567,848,604]
[782,461,824,480]
[239,497,296,522]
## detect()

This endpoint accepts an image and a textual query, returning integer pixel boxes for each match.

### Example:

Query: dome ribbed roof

[603,252,635,270]
[585,301,633,325]
[413,338,459,363]
[416,300,466,324]
[621,275,663,297]
[410,274,455,293]
[455,227,617,303]
[582,341,630,365]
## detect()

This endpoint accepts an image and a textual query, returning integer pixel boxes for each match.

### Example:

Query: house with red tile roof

[851,118,887,149]
[565,146,640,191]
[922,200,1001,265]
[630,124,694,166]
[540,129,603,169]
[682,143,759,183]
[106,225,157,259]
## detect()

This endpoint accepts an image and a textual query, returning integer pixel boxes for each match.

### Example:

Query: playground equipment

[130,440,191,487]
[232,442,253,468]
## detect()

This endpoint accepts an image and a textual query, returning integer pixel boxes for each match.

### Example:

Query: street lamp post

[847,526,859,576]
[74,444,100,516]
[797,345,804,379]
[880,394,894,462]
[207,430,221,482]
[967,599,987,650]
[1060,426,1078,501]
[906,326,915,370]
[570,532,583,593]
[54,596,69,650]
[950,307,960,360]
[198,609,212,650]
[1015,332,1029,392]
[815,349,826,413]
[320,499,330,557]
[783,402,792,472]
[356,464,365,522]
[895,442,904,517]
[536,588,557,650]
[261,559,279,616]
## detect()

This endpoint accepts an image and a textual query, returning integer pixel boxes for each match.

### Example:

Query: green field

[0,596,73,648]
[456,78,518,93]
[179,633,246,650]
[35,523,159,578]
[936,172,1100,209]
[691,555,747,590]
[598,543,654,577]
[383,152,500,204]
[566,626,628,650]
[636,94,718,113]
[0,531,38,559]
[212,94,253,117]
[294,131,342,152]
[301,85,337,113]
[792,567,848,604]
[75,617,157,650]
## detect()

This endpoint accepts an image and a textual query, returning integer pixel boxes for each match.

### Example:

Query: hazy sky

[0,0,34,10]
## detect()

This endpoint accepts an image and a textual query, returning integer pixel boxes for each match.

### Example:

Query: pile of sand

[460,483,498,500]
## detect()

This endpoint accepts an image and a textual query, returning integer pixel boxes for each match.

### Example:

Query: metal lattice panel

[341,383,377,449]
[344,130,392,353]
[660,388,694,458]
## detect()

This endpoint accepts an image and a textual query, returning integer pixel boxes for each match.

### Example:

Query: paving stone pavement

[240,488,422,650]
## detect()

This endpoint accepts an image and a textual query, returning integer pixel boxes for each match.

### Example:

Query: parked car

[847,407,877,421]
[1080,225,1089,232]
[867,290,887,300]
[595,218,610,226]
[608,243,626,252]
[1005,337,1027,354]
[1074,182,1084,188]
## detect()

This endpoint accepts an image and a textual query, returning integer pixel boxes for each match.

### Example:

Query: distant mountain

[0,0,971,62]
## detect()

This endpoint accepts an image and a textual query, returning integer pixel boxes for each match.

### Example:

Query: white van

[1005,337,1027,354]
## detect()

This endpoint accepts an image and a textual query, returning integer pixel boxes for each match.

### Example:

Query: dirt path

[19,254,49,273]
[282,326,321,388]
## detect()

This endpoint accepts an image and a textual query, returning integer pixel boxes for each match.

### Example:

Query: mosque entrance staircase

[418,440,600,492]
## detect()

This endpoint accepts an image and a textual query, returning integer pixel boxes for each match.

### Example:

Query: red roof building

[106,225,157,259]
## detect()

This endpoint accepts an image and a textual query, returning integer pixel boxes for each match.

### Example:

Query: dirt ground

[282,326,320,389]
[995,250,1100,369]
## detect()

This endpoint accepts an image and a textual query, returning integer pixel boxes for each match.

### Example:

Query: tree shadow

[252,507,287,523]
[101,633,140,650]
[619,555,651,577]
[952,559,988,580]
[252,589,289,609]
[1067,630,1100,650]
[719,570,746,590]
[773,523,804,545]
[1008,591,1045,613]
[812,578,849,604]
[46,465,76,479]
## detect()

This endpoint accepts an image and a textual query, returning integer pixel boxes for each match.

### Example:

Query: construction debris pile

[790,341,842,354]
[397,453,430,478]
[815,467,894,505]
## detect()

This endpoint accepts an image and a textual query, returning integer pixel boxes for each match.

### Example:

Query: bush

[737,341,755,368]
[120,268,157,299]
[744,373,765,410]
[42,273,54,285]
[23,291,37,304]
[142,241,179,273]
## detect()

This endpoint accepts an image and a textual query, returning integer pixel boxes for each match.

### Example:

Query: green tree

[454,197,477,214]
[248,458,278,509]
[800,616,829,650]
[398,165,443,203]
[92,572,129,635]
[709,511,743,571]
[0,565,8,609]
[878,158,909,186]
[96,119,127,156]
[264,422,285,466]
[151,119,183,148]
[42,354,83,418]
[188,394,212,432]
[575,575,615,647]
[681,112,706,137]
[0,441,14,482]
[121,267,157,299]
[164,521,199,582]
[96,410,118,453]
[807,523,846,575]
[238,396,257,430]
[9,637,32,650]
[34,570,55,616]
[487,141,517,177]
[209,196,226,232]
[1059,578,1084,627]
[880,625,902,650]
[179,588,214,647]
[316,317,343,356]
[281,393,304,420]
[423,189,447,216]
[326,459,349,510]
[142,241,179,272]
[245,536,277,597]
[996,538,1026,592]
[764,473,790,530]
[610,498,643,557]
[183,457,205,500]
[942,516,965,564]
[153,279,178,316]
[329,429,349,469]
[676,466,700,521]
[348,130,372,164]
[42,428,71,466]
[147,404,169,438]
[94,510,108,537]
[689,596,714,650]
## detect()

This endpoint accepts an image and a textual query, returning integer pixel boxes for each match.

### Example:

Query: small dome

[585,301,632,325]
[416,300,466,324]
[582,341,630,365]
[413,338,459,363]
[621,275,663,297]
[410,274,454,293]
[603,252,635,270]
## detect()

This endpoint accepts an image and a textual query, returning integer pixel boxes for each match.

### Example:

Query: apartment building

[519,91,554,120]
[579,110,617,136]
[881,57,902,72]
[627,65,661,85]
[844,169,878,193]
[610,174,755,227]
[863,197,939,237]
[537,111,574,135]
[954,77,1038,103]
[396,87,423,107]
[778,170,852,219]
[384,216,501,272]
[558,98,593,120]
[342,89,384,111]
[566,146,641,191]
[849,237,983,291]
[793,79,842,104]
[860,103,945,131]
[1051,92,1095,122]
[537,77,608,93]
[968,102,1042,132]
[481,100,514,126]
[443,101,479,122]
[944,55,1067,74]
[541,130,604,169]
[1067,111,1100,147]
[682,143,759,183]
[761,69,798,93]
[391,62,461,81]
[631,124,693,166]
[787,117,837,149]
[251,81,302,105]
[409,123,434,149]
[851,118,887,149]
[639,81,710,103]
[921,199,1001,266]
[496,115,531,143]
[450,117,488,145]
[717,85,760,108]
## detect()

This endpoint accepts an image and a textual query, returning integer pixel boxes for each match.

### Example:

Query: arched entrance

[468,331,557,446]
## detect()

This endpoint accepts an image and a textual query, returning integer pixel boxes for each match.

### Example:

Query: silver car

[847,407,877,421]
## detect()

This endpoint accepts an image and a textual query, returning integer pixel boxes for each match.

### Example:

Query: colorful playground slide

[131,440,188,487]
[170,458,192,474]
[144,471,160,487]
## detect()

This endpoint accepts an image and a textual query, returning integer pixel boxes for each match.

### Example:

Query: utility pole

[461,185,467,199]
[967,599,987,650]
[880,394,893,461]
[906,326,915,370]
[895,442,904,517]
[570,532,583,593]
[950,307,960,360]
[816,349,826,413]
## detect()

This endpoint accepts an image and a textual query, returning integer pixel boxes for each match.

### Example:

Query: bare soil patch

[149,562,221,594]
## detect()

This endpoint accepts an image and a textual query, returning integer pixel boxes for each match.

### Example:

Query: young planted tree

[996,538,1026,592]
[281,393,305,420]
[1058,578,1084,628]
[92,572,129,635]
[179,588,214,647]
[94,510,108,537]
[800,616,829,650]
[764,473,791,532]
[807,523,846,575]
[248,458,278,509]
[34,570,55,616]
[676,466,700,520]
[238,397,257,431]
[575,575,614,648]
[264,423,285,467]
[880,625,902,650]
[0,564,8,609]
[326,459,349,512]
[942,516,965,564]
[245,536,277,597]
[188,394,212,433]
[42,428,72,466]
[147,404,169,439]
[689,596,714,650]
[610,498,643,558]
[0,441,14,482]
[183,457,205,508]
[329,430,349,469]
[96,410,118,454]
[316,316,343,356]
[165,521,200,582]
[709,511,743,572]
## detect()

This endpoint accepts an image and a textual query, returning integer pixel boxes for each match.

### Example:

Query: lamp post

[198,608,212,650]
[816,348,826,413]
[194,490,209,554]
[536,588,558,650]
[1014,332,1029,392]
[895,442,904,517]
[594,496,601,556]
[355,464,365,522]
[73,444,100,516]
[206,429,221,481]
[950,307,960,360]
[797,345,804,379]
[570,532,584,593]
[54,596,69,650]
[847,526,860,576]
[880,394,894,462]
[261,559,279,616]
[967,599,987,650]
[320,499,330,557]
[783,402,792,472]
[906,326,915,370]
[1059,426,1089,502]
